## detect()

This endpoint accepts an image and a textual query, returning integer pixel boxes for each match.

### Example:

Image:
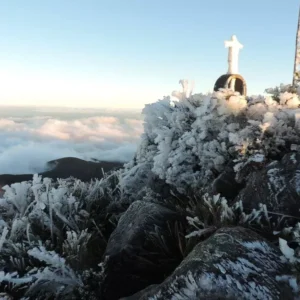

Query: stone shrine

[214,35,247,96]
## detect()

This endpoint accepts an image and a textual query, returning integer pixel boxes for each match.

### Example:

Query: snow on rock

[279,238,296,263]
[101,200,185,300]
[123,227,294,300]
[235,152,300,218]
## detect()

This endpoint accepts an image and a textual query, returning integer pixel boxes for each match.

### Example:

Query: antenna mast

[293,6,300,86]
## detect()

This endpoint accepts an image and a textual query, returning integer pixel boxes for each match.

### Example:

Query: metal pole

[293,6,300,86]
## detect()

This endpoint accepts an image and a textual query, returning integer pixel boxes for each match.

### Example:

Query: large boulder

[235,152,300,217]
[124,227,293,300]
[101,200,186,300]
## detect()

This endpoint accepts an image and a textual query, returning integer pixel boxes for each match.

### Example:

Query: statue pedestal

[214,74,247,96]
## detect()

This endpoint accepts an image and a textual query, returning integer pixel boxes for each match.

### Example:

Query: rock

[235,152,300,218]
[101,200,185,300]
[121,161,172,203]
[123,227,293,300]
[122,285,158,300]
[235,154,266,184]
[212,163,244,200]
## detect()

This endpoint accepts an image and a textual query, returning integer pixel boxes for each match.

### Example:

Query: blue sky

[0,0,299,108]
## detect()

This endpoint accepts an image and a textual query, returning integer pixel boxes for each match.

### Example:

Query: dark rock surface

[212,163,244,200]
[124,227,293,300]
[0,157,123,186]
[101,200,186,300]
[235,152,300,217]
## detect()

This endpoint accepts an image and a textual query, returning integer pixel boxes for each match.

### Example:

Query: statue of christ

[224,35,243,74]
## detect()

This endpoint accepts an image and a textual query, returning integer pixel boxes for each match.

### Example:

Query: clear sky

[0,0,299,109]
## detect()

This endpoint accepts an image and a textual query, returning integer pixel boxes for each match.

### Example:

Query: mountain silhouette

[0,157,123,189]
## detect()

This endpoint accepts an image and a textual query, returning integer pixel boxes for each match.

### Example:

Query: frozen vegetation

[1,81,300,299]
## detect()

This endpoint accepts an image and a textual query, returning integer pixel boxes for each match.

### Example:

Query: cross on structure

[224,35,243,74]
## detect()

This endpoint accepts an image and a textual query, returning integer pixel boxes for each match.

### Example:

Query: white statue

[224,35,243,74]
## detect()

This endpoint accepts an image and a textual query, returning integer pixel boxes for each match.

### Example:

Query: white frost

[279,238,296,263]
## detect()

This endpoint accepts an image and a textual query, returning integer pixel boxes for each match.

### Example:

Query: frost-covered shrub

[265,83,299,103]
[182,192,300,295]
[185,193,275,239]
[120,81,300,195]
[0,173,120,299]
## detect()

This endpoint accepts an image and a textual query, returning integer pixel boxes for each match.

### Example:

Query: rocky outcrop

[124,227,294,300]
[101,200,186,300]
[236,152,300,218]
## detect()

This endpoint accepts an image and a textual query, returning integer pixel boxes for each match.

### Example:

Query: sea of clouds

[0,106,144,174]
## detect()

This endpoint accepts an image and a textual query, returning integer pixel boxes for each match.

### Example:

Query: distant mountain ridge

[0,157,123,188]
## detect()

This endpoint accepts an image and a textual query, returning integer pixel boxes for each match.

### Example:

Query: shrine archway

[213,74,247,96]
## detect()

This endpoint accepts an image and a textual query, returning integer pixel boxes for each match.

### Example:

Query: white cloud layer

[0,108,143,174]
